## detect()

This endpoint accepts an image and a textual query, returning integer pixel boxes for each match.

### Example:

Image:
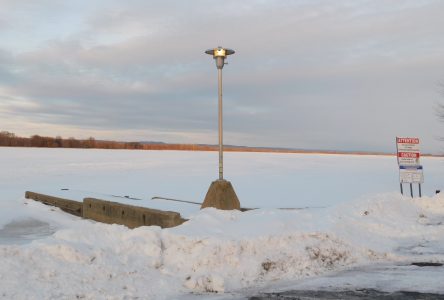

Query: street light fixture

[205,46,235,180]
[201,46,240,210]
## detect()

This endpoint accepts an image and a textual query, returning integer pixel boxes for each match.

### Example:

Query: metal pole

[400,183,403,195]
[218,68,223,180]
[419,183,422,197]
[410,183,413,198]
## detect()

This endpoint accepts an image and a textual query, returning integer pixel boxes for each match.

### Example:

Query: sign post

[396,137,423,197]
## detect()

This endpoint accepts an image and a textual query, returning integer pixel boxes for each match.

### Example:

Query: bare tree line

[0,130,402,155]
[0,131,219,151]
[0,131,142,149]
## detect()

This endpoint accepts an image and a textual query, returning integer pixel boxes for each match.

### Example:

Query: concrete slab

[201,180,241,210]
[25,191,83,216]
[83,197,187,228]
[25,191,187,229]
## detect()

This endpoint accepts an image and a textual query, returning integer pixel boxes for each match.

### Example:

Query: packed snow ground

[1,147,444,299]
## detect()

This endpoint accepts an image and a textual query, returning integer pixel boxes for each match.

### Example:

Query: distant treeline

[0,130,293,152]
[0,131,135,149]
[0,130,402,156]
[0,131,214,150]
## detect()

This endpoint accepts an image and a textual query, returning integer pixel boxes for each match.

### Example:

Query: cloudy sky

[1,0,444,153]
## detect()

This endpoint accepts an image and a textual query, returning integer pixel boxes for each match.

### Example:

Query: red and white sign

[396,137,420,166]
[398,152,419,158]
[396,137,419,145]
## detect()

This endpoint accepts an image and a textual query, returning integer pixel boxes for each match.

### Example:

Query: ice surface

[0,218,55,245]
[1,148,444,299]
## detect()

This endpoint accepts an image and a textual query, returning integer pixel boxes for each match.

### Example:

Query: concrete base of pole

[201,179,241,210]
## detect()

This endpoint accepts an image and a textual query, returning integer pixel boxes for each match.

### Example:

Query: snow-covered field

[1,147,444,299]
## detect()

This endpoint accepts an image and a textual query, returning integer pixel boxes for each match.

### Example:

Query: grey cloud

[1,0,444,152]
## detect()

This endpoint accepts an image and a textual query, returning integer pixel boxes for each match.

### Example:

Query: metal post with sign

[396,137,423,197]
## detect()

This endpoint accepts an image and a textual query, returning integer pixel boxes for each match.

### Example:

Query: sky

[0,0,444,153]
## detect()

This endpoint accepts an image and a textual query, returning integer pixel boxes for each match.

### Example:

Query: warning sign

[396,137,420,166]
[399,165,424,184]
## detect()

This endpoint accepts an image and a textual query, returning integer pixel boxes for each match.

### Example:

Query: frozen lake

[2,147,443,211]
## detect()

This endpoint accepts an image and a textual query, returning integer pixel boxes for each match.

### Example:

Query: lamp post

[205,47,234,180]
[201,46,240,210]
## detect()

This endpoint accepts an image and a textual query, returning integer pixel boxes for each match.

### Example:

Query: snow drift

[1,192,444,299]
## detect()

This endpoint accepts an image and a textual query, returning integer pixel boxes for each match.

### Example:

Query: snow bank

[2,192,443,299]
[333,193,444,260]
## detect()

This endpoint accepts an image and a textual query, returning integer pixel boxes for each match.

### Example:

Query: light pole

[201,46,240,210]
[205,47,234,180]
